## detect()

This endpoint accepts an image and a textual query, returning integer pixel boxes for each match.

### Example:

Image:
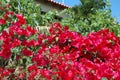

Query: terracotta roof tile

[47,0,70,8]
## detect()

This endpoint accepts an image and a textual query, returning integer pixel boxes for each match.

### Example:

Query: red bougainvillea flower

[0,50,11,59]
[0,43,11,59]
[22,48,33,57]
[26,26,37,35]
[4,11,14,19]
[5,11,14,16]
[28,64,38,72]
[26,40,39,47]
[18,72,26,79]
[32,54,49,66]
[49,45,59,54]
[49,22,62,35]
[16,14,26,24]
[40,69,52,80]
[12,38,21,48]
[1,69,10,77]
[0,18,6,25]
[28,70,38,79]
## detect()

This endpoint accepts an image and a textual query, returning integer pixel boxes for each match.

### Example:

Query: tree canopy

[61,0,120,36]
[72,0,107,17]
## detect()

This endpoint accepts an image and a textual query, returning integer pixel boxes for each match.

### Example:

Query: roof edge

[47,0,70,8]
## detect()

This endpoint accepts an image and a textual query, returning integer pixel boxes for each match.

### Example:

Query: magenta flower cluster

[0,2,120,80]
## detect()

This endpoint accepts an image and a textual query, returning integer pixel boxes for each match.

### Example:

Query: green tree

[72,0,107,17]
[61,0,120,36]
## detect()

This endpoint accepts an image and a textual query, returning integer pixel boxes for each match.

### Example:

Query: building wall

[34,0,69,19]
[35,0,63,12]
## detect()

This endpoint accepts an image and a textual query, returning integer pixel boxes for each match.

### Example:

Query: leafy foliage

[0,0,59,28]
[72,0,107,17]
[61,0,120,36]
[0,0,44,27]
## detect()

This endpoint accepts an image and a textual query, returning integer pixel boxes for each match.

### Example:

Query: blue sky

[55,0,120,22]
[110,0,120,22]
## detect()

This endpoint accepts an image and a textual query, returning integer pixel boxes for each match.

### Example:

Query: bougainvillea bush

[1,2,120,80]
